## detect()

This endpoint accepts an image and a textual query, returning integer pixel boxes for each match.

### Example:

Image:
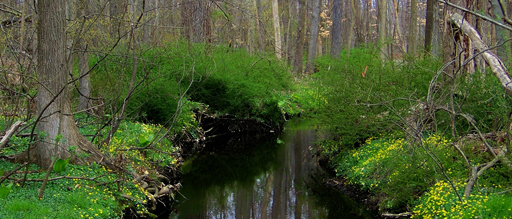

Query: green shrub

[90,43,293,126]
[312,48,440,148]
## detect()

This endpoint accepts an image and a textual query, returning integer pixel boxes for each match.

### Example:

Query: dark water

[173,119,375,219]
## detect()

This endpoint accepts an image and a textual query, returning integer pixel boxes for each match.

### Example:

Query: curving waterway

[173,119,376,219]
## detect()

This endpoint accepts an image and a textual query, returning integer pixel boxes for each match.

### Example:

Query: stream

[173,119,376,219]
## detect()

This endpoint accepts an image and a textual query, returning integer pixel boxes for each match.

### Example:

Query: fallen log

[448,13,512,96]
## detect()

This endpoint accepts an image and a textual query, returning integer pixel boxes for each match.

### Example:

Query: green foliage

[450,71,512,135]
[0,183,12,199]
[100,121,179,169]
[171,43,293,125]
[412,181,512,219]
[0,162,147,218]
[91,42,293,126]
[53,157,70,173]
[332,134,466,211]
[311,48,440,148]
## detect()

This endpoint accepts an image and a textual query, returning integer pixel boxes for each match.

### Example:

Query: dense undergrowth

[313,48,512,218]
[0,43,303,218]
[91,42,298,127]
[0,114,178,218]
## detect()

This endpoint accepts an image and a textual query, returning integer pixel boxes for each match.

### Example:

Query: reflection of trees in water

[177,121,332,219]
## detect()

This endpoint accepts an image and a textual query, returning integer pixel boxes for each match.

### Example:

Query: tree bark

[424,0,435,54]
[448,13,512,96]
[378,0,388,59]
[272,0,282,59]
[110,0,126,38]
[408,0,418,55]
[36,0,103,167]
[305,0,320,73]
[293,0,306,74]
[253,0,264,53]
[331,0,342,58]
[391,0,406,53]
[77,0,92,113]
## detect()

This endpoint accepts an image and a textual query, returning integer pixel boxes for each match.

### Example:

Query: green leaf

[53,158,70,173]
[55,134,63,143]
[138,134,154,147]
[0,169,4,177]
[0,183,13,199]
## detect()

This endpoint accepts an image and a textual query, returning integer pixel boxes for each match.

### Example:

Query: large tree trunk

[36,0,102,167]
[271,0,282,59]
[305,0,320,73]
[330,0,342,58]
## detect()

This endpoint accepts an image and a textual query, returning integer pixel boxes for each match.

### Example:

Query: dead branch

[464,146,507,198]
[382,212,413,218]
[0,121,25,149]
[448,13,512,97]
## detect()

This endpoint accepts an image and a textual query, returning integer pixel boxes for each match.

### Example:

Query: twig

[0,162,28,185]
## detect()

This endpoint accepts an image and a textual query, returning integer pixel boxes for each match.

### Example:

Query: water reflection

[175,120,373,219]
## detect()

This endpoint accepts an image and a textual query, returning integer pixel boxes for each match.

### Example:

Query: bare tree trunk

[408,0,418,55]
[253,0,264,53]
[346,0,356,57]
[392,0,406,53]
[110,0,126,38]
[272,0,282,59]
[293,0,306,74]
[36,0,102,167]
[331,0,342,58]
[378,0,388,59]
[77,0,92,112]
[424,0,435,54]
[353,0,363,46]
[305,0,320,73]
